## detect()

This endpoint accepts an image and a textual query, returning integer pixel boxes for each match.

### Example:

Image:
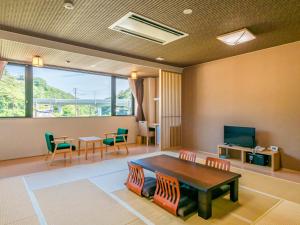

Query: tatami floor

[0,144,159,179]
[1,149,300,225]
[1,144,299,183]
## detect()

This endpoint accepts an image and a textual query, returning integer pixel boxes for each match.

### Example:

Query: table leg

[93,142,95,154]
[230,178,239,202]
[154,127,157,146]
[78,140,81,157]
[85,142,88,160]
[198,190,212,219]
[100,141,103,159]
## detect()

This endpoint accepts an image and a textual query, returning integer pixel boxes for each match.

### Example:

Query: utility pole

[73,88,78,116]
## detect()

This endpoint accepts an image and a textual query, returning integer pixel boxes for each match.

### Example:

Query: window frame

[0,62,135,119]
[0,63,27,118]
[114,76,135,117]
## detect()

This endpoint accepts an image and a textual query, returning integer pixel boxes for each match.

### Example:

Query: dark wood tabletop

[131,154,241,192]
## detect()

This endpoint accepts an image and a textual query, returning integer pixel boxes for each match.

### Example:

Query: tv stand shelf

[217,144,280,171]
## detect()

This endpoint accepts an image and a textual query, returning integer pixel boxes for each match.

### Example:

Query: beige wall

[143,77,156,124]
[182,41,300,170]
[0,116,137,160]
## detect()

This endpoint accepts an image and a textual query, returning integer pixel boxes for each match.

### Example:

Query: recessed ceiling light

[217,28,256,46]
[183,9,193,15]
[65,60,71,64]
[63,0,74,10]
[156,57,165,61]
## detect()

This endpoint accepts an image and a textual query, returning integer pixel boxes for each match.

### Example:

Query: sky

[6,64,129,99]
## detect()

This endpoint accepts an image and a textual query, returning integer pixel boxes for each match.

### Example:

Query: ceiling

[0,0,299,67]
[0,39,159,77]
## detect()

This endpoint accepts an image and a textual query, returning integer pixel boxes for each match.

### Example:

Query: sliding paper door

[159,70,182,150]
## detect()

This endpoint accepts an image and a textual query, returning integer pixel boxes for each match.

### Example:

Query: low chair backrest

[126,162,145,196]
[117,128,128,141]
[153,172,180,216]
[206,157,230,171]
[138,121,149,137]
[45,132,55,152]
[179,150,197,162]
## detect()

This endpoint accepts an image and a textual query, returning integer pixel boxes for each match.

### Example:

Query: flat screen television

[224,126,256,148]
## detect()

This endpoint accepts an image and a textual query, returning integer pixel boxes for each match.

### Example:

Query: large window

[33,67,111,117]
[0,64,25,117]
[116,78,133,116]
[0,62,134,118]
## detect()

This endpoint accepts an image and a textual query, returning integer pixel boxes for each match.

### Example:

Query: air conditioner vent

[109,12,188,45]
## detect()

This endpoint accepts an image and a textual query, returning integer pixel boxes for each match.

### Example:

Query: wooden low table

[131,155,241,219]
[78,136,103,160]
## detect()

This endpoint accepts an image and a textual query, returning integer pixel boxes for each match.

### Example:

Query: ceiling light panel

[217,28,256,46]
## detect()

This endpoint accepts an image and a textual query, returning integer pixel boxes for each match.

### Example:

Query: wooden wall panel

[159,70,182,150]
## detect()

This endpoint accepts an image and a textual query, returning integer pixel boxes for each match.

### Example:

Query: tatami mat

[4,216,40,225]
[254,200,300,225]
[34,179,145,225]
[231,167,300,204]
[1,152,300,225]
[114,186,279,225]
[0,177,38,225]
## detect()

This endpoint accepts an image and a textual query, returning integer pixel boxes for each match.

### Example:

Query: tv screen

[224,126,256,148]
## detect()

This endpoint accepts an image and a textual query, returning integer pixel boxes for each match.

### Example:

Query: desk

[149,123,160,145]
[131,155,241,219]
[78,136,103,160]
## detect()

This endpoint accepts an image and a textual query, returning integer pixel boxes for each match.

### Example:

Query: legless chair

[179,150,197,162]
[206,157,231,199]
[126,162,156,198]
[138,121,155,146]
[179,150,197,196]
[153,172,197,217]
[206,157,230,171]
[44,131,76,164]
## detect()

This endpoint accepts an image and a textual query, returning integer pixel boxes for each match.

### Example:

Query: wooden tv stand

[217,144,280,171]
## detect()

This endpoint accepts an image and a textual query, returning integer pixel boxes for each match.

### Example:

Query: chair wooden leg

[50,151,56,164]
[100,143,103,159]
[125,142,129,154]
[64,153,66,159]
[45,151,50,161]
[146,137,149,146]
[70,148,72,163]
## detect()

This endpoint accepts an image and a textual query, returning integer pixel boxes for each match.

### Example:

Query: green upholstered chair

[103,128,129,154]
[45,131,76,164]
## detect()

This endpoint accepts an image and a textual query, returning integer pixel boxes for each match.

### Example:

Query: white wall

[0,116,137,160]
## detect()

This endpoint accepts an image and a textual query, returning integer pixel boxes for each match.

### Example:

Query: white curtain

[0,60,8,80]
[128,78,138,117]
[143,78,156,124]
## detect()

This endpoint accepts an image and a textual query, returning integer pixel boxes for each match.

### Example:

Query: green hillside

[33,77,74,99]
[0,69,131,117]
[0,69,75,117]
[0,70,26,116]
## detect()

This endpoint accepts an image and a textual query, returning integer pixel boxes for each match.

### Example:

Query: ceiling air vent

[109,12,188,45]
